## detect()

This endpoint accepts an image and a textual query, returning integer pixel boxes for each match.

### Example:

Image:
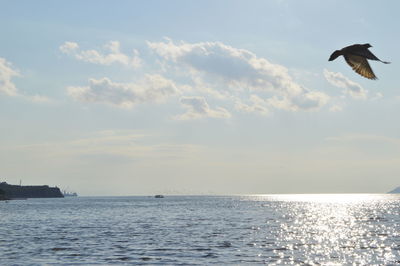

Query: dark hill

[0,182,64,199]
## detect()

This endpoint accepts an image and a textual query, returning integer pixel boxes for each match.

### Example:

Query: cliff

[0,182,64,199]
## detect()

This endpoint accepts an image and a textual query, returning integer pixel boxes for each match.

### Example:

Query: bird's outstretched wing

[344,54,377,80]
[350,49,390,64]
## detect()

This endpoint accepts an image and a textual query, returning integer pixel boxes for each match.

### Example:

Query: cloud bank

[148,39,330,112]
[61,39,354,119]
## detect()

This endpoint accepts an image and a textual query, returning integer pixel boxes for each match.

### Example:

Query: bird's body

[329,43,390,80]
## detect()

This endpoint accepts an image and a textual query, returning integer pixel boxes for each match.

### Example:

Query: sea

[2,194,400,265]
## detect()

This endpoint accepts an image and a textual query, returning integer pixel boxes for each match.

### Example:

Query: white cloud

[0,58,54,103]
[235,95,269,115]
[0,57,19,96]
[323,69,368,100]
[60,41,141,68]
[148,39,329,112]
[67,74,180,108]
[59,41,79,53]
[175,96,231,120]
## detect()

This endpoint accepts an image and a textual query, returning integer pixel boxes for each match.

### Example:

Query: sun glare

[239,193,399,264]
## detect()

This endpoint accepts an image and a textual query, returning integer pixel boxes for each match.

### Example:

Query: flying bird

[328,43,390,80]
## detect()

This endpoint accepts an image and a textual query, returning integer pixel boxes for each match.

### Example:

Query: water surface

[2,194,400,264]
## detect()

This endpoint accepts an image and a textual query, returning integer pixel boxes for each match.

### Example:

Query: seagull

[328,43,390,80]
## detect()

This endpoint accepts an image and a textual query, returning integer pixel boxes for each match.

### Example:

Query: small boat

[154,195,164,198]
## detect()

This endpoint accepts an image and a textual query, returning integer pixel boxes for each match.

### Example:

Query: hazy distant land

[388,186,400,194]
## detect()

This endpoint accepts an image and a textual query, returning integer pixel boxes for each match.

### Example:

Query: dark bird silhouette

[329,43,390,80]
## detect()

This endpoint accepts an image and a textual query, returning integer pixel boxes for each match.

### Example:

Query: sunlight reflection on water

[242,194,400,264]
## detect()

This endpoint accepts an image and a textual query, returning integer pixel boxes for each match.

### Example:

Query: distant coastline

[388,186,400,194]
[0,182,64,199]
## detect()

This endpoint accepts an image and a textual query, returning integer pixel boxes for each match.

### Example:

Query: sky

[1,0,400,195]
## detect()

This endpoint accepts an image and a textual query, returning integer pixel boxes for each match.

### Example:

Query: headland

[0,182,64,199]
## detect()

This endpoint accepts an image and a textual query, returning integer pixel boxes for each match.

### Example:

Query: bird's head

[363,43,372,48]
[328,50,342,61]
